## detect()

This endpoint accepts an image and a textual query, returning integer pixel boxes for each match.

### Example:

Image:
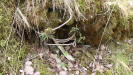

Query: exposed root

[52,8,73,31]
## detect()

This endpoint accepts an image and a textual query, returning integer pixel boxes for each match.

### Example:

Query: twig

[46,43,72,46]
[55,33,76,43]
[5,27,13,50]
[97,3,111,16]
[46,41,76,47]
[16,7,30,28]
[91,6,115,71]
[25,52,45,61]
[97,6,114,51]
[52,38,75,61]
[52,9,73,31]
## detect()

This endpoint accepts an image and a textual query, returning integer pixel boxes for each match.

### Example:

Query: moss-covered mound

[1,0,133,74]
[10,0,133,46]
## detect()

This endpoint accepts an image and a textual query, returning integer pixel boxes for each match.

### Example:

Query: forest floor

[15,38,133,75]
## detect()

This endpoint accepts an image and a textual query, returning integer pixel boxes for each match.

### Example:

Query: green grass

[103,41,133,75]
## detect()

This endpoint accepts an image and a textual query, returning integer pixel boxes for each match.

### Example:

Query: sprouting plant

[69,26,80,34]
[39,33,49,41]
[70,26,85,43]
[0,40,6,47]
[77,33,85,43]
[39,28,54,41]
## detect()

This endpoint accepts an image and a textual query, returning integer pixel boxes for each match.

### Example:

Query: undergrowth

[0,3,27,74]
[0,0,133,75]
[103,42,133,75]
[0,2,52,74]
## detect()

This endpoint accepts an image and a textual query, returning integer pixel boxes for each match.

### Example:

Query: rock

[24,66,34,75]
[25,61,32,66]
[34,72,40,75]
[59,71,67,75]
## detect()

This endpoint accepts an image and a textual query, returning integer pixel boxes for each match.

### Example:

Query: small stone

[7,57,11,61]
[100,45,106,50]
[19,69,24,75]
[91,72,96,75]
[39,53,44,59]
[127,40,132,44]
[116,42,121,45]
[25,61,32,66]
[24,66,34,75]
[68,62,73,68]
[106,64,113,68]
[19,70,24,73]
[75,71,79,75]
[59,71,67,75]
[34,72,40,75]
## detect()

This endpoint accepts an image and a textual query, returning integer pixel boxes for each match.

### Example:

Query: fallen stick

[52,38,75,61]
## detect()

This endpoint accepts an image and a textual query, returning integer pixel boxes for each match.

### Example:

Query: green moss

[0,39,29,74]
[0,2,29,74]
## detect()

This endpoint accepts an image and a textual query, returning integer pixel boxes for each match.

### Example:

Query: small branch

[46,33,76,47]
[97,6,114,51]
[55,33,76,43]
[16,7,30,28]
[5,27,13,50]
[52,38,75,61]
[52,9,73,31]
[46,43,72,46]
[46,41,76,47]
